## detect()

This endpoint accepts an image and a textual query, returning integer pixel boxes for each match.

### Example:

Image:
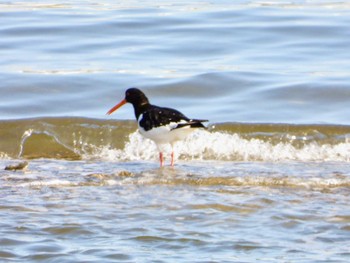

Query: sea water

[1,1,350,262]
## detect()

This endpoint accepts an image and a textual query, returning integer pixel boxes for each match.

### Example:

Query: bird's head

[106,87,149,115]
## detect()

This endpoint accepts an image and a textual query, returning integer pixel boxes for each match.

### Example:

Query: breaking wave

[0,117,349,162]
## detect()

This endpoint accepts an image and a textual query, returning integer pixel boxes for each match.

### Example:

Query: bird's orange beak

[106,99,127,115]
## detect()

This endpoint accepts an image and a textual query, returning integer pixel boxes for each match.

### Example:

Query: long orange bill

[106,99,127,115]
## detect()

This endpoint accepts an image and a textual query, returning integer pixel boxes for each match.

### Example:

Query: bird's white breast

[138,120,194,146]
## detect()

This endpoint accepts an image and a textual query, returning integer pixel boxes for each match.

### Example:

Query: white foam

[17,179,77,188]
[83,130,350,163]
[85,132,158,162]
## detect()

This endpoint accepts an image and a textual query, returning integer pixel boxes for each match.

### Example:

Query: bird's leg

[170,143,175,167]
[170,151,174,167]
[159,152,164,167]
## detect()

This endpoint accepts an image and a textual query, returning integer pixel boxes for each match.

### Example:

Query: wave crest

[84,129,350,162]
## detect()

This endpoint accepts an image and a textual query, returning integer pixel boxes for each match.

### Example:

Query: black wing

[139,105,208,131]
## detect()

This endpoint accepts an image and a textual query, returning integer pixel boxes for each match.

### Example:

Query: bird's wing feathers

[139,106,207,131]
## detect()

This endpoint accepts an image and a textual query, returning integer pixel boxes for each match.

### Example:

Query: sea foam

[83,130,350,163]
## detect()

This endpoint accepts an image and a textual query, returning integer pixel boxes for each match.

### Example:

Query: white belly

[138,123,194,146]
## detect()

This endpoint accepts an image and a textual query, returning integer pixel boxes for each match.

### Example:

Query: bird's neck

[133,102,150,120]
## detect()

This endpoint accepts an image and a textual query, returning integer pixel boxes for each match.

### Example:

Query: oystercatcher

[106,88,208,167]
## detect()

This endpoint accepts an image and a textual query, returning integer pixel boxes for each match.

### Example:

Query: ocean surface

[1,1,350,262]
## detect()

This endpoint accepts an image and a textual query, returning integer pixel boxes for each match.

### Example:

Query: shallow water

[1,118,350,262]
[1,1,350,262]
[1,159,350,262]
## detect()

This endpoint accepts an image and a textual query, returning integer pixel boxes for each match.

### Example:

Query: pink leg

[170,151,174,167]
[159,152,164,167]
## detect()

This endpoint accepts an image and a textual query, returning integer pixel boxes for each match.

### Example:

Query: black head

[106,87,151,119]
[125,88,149,107]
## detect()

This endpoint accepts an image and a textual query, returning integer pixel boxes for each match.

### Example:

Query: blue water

[1,1,350,262]
[1,1,350,123]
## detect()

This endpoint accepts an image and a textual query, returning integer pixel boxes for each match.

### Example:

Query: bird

[106,88,208,167]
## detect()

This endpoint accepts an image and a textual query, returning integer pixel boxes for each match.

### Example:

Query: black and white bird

[106,88,208,167]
